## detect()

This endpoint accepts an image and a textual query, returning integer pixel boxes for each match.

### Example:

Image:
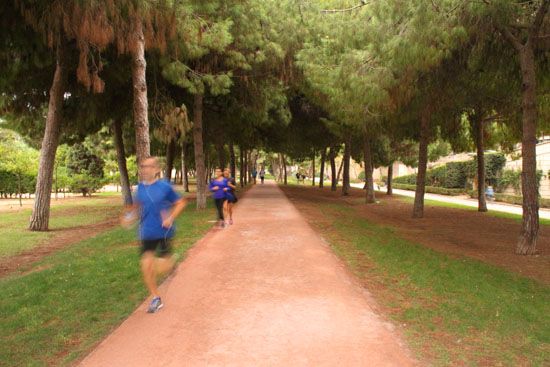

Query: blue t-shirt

[135,179,181,240]
[209,177,227,199]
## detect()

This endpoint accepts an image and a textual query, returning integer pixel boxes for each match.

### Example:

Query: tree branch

[321,0,369,14]
[530,0,550,40]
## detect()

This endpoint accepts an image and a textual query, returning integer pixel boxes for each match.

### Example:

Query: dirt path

[79,182,416,367]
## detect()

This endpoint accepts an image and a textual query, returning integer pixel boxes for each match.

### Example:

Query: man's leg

[155,255,175,276]
[141,251,159,297]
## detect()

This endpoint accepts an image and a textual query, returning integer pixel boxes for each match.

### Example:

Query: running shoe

[147,296,163,313]
[229,219,233,225]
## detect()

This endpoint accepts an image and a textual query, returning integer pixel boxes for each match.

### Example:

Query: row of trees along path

[1,1,548,255]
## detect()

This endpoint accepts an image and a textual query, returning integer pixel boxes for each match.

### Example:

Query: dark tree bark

[499,0,548,254]
[229,142,236,179]
[363,133,376,203]
[193,93,207,209]
[181,142,189,192]
[387,163,393,196]
[165,139,176,182]
[282,153,288,185]
[132,19,150,171]
[311,152,316,186]
[29,38,68,231]
[472,111,487,212]
[243,149,248,185]
[412,109,430,218]
[239,146,245,187]
[330,147,337,191]
[216,138,226,169]
[517,45,540,254]
[113,118,133,205]
[319,147,327,188]
[342,136,351,196]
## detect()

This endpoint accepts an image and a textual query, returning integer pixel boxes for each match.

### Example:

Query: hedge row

[393,153,506,189]
[392,183,466,196]
[0,169,37,197]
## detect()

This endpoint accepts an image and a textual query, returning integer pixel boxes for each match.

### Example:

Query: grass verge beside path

[0,195,121,258]
[396,195,550,226]
[0,201,213,367]
[292,197,549,366]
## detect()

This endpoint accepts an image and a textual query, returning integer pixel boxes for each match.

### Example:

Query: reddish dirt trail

[79,182,416,366]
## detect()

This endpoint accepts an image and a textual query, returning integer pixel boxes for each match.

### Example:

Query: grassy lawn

[0,200,214,366]
[0,194,122,258]
[304,200,549,366]
[396,195,550,226]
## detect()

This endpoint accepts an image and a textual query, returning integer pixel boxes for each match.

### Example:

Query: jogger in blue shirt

[121,157,187,313]
[209,168,228,228]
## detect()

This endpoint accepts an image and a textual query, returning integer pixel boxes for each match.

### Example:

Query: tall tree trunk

[193,93,207,209]
[363,133,375,203]
[29,39,68,231]
[342,136,351,196]
[243,149,248,185]
[131,19,150,172]
[216,139,226,169]
[319,147,326,188]
[113,118,133,205]
[473,112,487,212]
[165,139,176,182]
[282,153,287,185]
[387,163,393,196]
[413,109,430,218]
[239,146,244,187]
[311,152,316,186]
[247,151,252,183]
[330,147,337,191]
[181,143,189,192]
[516,45,540,254]
[229,142,236,179]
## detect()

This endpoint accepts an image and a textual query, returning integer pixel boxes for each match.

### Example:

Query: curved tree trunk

[516,45,540,255]
[363,133,375,203]
[193,93,207,209]
[29,39,68,231]
[181,143,189,192]
[473,112,487,212]
[387,163,393,196]
[131,19,150,171]
[330,147,337,191]
[342,136,351,196]
[113,118,133,205]
[165,139,176,182]
[413,109,430,218]
[319,147,326,188]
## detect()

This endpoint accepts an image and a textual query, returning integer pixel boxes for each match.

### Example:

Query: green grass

[396,195,550,226]
[0,201,214,366]
[0,195,122,258]
[307,201,549,366]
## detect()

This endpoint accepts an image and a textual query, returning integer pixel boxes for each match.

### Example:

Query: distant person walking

[121,157,187,313]
[209,168,228,228]
[252,169,258,184]
[223,168,238,225]
[259,169,265,184]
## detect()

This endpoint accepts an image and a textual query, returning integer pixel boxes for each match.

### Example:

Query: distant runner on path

[209,168,228,228]
[259,168,265,184]
[121,157,187,313]
[223,168,237,225]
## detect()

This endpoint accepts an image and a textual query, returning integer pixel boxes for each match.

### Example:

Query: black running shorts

[140,238,172,257]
